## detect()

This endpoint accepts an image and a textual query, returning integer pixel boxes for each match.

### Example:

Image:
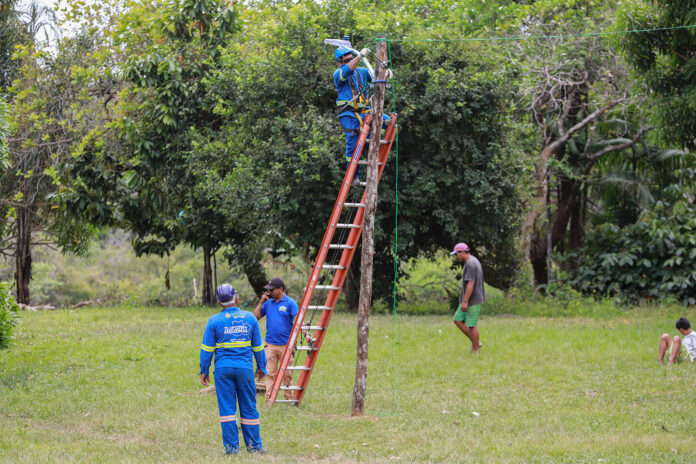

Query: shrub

[0,283,20,349]
[570,194,696,305]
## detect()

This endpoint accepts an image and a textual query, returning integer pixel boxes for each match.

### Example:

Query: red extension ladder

[268,112,398,406]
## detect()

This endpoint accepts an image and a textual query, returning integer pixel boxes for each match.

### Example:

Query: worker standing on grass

[451,243,485,354]
[333,43,391,185]
[254,276,303,405]
[199,284,268,455]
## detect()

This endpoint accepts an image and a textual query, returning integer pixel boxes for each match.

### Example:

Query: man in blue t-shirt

[254,276,300,404]
[333,46,391,185]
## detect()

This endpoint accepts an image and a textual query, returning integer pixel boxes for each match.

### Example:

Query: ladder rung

[380,139,391,145]
[357,160,384,166]
[301,325,325,331]
[329,244,354,250]
[307,305,332,311]
[344,202,365,208]
[336,223,361,229]
[322,265,346,270]
[359,181,367,187]
[280,386,304,391]
[315,285,339,291]
[286,366,311,371]
[274,399,299,403]
[295,346,318,351]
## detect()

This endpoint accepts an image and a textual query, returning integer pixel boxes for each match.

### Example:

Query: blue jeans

[213,367,262,452]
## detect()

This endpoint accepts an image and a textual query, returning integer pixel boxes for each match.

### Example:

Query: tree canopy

[1,0,695,306]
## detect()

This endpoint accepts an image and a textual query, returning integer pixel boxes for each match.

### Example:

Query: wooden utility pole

[351,39,388,416]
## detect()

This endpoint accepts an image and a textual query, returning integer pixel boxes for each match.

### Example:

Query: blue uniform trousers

[214,367,262,452]
[340,113,391,179]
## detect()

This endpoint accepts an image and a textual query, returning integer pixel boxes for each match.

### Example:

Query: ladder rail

[269,113,397,406]
[268,114,373,405]
[292,116,397,405]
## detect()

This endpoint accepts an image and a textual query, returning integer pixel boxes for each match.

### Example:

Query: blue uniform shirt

[199,306,267,376]
[333,65,373,117]
[260,295,299,345]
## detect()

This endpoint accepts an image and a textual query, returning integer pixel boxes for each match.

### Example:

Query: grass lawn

[1,305,695,463]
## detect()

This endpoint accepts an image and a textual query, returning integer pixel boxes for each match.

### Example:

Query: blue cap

[217,284,237,303]
[335,47,356,62]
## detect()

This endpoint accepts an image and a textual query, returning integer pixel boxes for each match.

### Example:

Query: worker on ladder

[333,45,391,185]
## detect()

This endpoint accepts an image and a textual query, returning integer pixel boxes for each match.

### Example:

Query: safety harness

[337,70,370,116]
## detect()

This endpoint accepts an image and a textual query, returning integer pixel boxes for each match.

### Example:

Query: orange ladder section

[269,113,397,406]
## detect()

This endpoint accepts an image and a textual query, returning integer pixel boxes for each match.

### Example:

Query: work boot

[351,175,361,186]
[248,447,268,454]
[224,445,239,455]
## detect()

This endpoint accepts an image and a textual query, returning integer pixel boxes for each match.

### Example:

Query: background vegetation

[1,0,695,311]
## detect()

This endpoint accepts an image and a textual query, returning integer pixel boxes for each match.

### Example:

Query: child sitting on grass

[658,317,696,365]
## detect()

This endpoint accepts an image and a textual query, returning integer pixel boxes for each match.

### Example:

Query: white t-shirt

[683,332,696,363]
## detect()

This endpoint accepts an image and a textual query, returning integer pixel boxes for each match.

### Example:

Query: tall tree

[511,20,652,285]
[204,0,523,306]
[618,0,696,151]
[0,0,26,90]
[66,0,242,305]
[2,29,100,304]
[0,98,8,168]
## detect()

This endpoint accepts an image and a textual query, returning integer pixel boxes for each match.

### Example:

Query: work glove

[385,69,393,80]
[360,47,371,58]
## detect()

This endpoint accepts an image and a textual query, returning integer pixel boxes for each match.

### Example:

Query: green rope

[387,36,401,414]
[374,23,696,44]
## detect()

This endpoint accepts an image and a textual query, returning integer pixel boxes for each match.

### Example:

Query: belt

[337,105,370,115]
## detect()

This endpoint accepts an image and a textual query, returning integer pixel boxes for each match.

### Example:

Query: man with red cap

[450,243,485,353]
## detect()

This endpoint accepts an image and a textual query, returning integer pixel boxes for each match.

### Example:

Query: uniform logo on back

[225,313,231,319]
[224,323,250,335]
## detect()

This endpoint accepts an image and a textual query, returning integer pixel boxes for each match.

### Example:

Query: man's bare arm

[253,293,270,320]
[461,281,474,311]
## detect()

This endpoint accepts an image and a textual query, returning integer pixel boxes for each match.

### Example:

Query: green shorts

[663,344,688,364]
[454,303,481,327]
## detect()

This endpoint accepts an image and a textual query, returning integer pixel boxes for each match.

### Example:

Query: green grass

[1,306,695,463]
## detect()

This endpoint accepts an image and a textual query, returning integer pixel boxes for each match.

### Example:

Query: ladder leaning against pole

[268,112,398,406]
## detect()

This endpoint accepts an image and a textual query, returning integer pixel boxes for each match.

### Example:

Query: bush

[0,283,20,349]
[569,193,696,305]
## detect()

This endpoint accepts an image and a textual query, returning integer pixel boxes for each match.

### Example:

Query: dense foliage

[0,282,19,349]
[618,0,696,150]
[1,0,694,307]
[188,1,524,303]
[572,185,696,305]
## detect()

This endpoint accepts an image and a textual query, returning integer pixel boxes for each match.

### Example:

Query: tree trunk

[522,143,555,264]
[529,229,548,286]
[351,40,387,417]
[213,250,218,291]
[15,207,32,305]
[545,170,553,287]
[242,259,267,298]
[568,185,586,250]
[343,257,359,312]
[202,246,214,306]
[522,101,622,265]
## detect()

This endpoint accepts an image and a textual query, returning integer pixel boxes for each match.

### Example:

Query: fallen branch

[70,298,107,309]
[17,303,56,311]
